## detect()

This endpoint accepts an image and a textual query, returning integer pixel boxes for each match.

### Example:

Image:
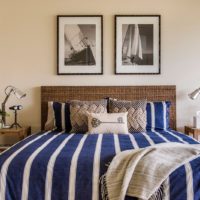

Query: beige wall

[0,0,200,136]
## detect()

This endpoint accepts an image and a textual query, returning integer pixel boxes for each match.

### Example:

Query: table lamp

[189,87,200,128]
[1,86,26,127]
[189,88,200,100]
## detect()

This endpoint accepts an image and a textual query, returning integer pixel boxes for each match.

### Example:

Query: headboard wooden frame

[41,86,176,130]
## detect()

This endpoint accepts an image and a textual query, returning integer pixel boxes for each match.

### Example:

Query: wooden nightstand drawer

[185,126,200,141]
[0,127,31,153]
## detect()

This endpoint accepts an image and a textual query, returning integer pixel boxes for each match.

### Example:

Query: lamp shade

[189,88,200,100]
[4,86,26,99]
[13,88,26,99]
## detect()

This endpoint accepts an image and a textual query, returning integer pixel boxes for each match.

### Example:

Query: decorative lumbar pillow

[109,99,147,133]
[44,101,71,131]
[70,100,107,133]
[146,101,171,130]
[87,112,128,134]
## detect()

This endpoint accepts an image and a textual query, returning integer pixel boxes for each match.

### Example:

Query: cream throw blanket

[102,143,200,200]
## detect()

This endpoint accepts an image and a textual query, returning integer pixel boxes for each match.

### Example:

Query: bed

[0,86,200,200]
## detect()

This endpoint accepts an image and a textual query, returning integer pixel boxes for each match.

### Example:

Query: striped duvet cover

[0,129,200,200]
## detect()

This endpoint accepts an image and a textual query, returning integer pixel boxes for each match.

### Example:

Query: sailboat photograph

[57,15,103,75]
[115,15,160,74]
[122,24,153,66]
[64,24,96,66]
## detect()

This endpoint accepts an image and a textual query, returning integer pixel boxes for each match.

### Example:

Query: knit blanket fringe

[100,174,109,200]
[100,173,166,200]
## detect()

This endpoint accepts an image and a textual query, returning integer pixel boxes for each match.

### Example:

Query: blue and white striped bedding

[0,130,200,200]
[146,101,171,130]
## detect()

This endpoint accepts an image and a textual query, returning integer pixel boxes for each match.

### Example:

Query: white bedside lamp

[189,88,200,100]
[189,87,200,128]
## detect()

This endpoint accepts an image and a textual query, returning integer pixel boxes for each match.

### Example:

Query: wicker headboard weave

[41,86,176,130]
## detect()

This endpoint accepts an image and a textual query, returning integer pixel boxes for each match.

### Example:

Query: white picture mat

[116,16,160,74]
[58,16,102,74]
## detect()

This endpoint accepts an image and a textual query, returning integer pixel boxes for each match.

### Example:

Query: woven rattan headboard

[41,86,176,130]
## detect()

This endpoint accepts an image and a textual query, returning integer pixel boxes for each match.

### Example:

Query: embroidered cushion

[70,100,107,133]
[146,101,171,130]
[109,99,147,133]
[87,112,128,134]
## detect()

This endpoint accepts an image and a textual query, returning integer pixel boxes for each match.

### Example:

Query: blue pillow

[146,101,171,130]
[52,102,71,132]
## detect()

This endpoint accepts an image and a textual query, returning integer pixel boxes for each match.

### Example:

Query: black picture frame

[115,15,161,75]
[57,15,103,75]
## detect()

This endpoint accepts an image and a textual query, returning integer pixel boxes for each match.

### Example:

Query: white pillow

[44,102,55,130]
[87,112,129,134]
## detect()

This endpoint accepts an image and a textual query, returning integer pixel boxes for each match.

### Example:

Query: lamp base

[10,123,22,129]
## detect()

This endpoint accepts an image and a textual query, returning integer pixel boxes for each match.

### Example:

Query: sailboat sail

[64,25,85,52]
[64,24,96,65]
[123,24,143,64]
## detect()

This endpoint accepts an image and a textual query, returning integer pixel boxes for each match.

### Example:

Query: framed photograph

[57,15,103,75]
[115,15,160,74]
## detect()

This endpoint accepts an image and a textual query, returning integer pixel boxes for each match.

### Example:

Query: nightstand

[184,126,200,141]
[0,127,31,152]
